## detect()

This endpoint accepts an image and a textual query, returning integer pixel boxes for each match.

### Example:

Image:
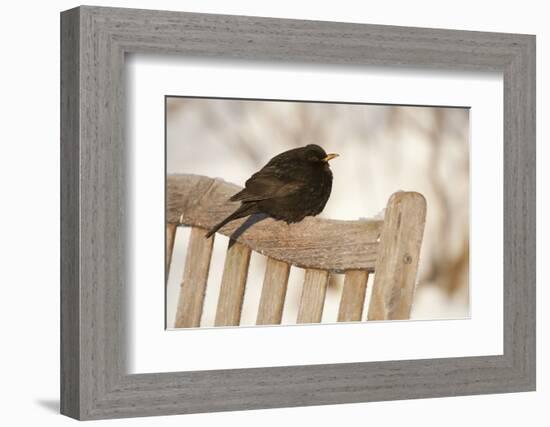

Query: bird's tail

[205,204,257,238]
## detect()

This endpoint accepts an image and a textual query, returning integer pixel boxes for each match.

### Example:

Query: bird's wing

[230,165,306,203]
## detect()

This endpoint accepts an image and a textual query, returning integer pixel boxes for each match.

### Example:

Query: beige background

[166,97,470,327]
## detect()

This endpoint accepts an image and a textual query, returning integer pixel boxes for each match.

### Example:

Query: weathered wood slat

[166,223,178,278]
[256,258,291,325]
[297,269,329,324]
[337,270,369,322]
[368,192,427,320]
[214,240,252,326]
[174,227,215,328]
[167,174,382,272]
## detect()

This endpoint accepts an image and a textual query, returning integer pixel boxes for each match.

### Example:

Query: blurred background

[165,97,470,328]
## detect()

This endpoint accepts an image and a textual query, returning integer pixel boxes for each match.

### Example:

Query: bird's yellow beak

[323,153,339,162]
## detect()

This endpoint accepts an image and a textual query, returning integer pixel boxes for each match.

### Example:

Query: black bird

[205,144,338,238]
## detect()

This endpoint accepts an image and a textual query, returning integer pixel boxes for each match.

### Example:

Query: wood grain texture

[168,174,382,272]
[256,258,291,325]
[338,270,369,322]
[61,5,535,420]
[60,7,80,419]
[174,227,215,328]
[502,33,536,389]
[368,192,427,320]
[214,241,252,326]
[165,223,177,277]
[297,269,329,324]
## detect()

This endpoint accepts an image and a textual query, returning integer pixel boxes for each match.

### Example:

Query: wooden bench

[166,174,427,328]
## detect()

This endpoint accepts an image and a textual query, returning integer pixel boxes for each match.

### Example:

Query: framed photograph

[164,97,466,331]
[61,6,535,420]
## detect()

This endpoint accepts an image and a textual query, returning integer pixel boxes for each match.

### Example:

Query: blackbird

[205,144,338,238]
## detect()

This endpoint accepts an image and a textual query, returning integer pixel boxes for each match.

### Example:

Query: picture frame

[60,5,535,420]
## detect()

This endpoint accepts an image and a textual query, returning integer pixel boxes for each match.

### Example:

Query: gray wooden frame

[60,5,536,420]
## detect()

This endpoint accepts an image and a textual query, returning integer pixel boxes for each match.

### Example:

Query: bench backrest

[166,174,426,327]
